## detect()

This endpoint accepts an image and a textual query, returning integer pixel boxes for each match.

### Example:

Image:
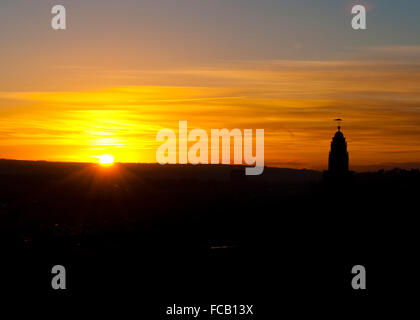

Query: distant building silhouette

[323,125,353,184]
[328,126,349,174]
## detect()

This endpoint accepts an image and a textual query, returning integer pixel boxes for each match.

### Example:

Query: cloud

[365,45,420,54]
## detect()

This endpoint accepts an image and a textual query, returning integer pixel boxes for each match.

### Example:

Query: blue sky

[1,0,420,66]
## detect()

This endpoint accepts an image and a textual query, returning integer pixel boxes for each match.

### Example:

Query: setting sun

[98,154,115,166]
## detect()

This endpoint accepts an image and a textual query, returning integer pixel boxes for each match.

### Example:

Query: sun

[97,154,115,166]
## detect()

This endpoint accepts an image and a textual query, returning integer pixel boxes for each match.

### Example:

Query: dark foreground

[0,159,418,315]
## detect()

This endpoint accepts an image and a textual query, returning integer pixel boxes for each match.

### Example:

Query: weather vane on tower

[334,118,343,131]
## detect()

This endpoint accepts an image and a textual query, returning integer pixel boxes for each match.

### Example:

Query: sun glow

[98,154,115,166]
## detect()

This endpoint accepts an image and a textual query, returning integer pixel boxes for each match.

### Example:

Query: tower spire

[323,119,353,185]
[328,119,348,175]
[334,118,342,131]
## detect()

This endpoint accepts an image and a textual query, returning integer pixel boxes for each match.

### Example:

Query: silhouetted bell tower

[328,125,349,175]
[323,121,353,185]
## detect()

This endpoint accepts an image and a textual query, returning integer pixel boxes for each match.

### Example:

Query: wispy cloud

[1,59,420,168]
[365,45,420,54]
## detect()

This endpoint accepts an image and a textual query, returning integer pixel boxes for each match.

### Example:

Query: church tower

[328,125,349,175]
[323,122,353,185]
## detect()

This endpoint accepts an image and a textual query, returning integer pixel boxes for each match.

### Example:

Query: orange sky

[1,59,420,170]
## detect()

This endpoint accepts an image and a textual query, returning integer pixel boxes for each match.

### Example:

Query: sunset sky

[1,0,420,171]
